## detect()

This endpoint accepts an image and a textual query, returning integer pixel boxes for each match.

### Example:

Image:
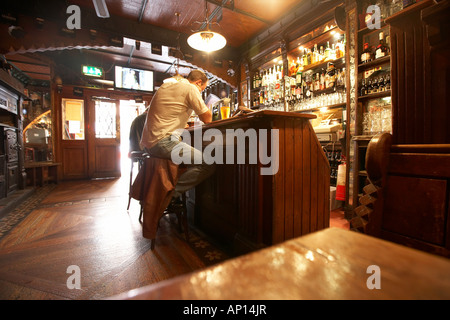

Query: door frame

[87,97,121,179]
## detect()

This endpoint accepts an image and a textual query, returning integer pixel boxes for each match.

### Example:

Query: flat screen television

[115,66,154,92]
[25,128,46,144]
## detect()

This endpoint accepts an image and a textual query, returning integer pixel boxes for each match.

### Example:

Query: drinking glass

[220,105,230,119]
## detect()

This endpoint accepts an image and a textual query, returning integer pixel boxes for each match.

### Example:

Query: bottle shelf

[312,85,345,96]
[358,55,391,69]
[292,57,345,75]
[292,102,346,113]
[358,90,391,101]
[357,21,388,36]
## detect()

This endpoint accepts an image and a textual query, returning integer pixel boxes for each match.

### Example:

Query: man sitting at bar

[140,70,215,205]
[128,108,148,157]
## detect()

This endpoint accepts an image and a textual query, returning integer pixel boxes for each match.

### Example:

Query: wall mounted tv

[115,66,154,92]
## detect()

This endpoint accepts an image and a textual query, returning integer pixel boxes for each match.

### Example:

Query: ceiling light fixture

[92,0,110,18]
[187,0,226,53]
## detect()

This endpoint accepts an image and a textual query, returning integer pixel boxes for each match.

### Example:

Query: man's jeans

[146,136,216,198]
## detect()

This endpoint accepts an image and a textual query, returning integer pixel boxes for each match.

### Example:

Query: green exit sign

[82,65,103,77]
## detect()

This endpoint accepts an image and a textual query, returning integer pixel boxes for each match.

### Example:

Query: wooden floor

[0,176,349,300]
[0,177,210,300]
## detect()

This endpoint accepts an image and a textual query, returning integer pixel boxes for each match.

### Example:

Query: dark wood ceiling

[1,0,339,88]
[69,0,304,48]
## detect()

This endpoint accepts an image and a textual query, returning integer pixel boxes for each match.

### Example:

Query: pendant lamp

[187,1,226,52]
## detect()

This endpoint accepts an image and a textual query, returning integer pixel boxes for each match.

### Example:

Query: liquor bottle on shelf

[360,79,367,96]
[326,62,336,89]
[330,43,337,60]
[372,77,379,93]
[302,49,308,67]
[385,74,391,91]
[312,44,319,64]
[320,70,326,90]
[314,73,321,91]
[296,68,302,87]
[379,76,385,92]
[335,34,345,59]
[367,79,373,94]
[307,49,312,66]
[335,40,342,59]
[324,41,331,61]
[296,57,302,72]
[361,43,373,64]
[375,32,389,59]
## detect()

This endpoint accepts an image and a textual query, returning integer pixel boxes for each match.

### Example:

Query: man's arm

[198,109,212,124]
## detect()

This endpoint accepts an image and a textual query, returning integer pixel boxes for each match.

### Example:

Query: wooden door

[60,98,89,180]
[88,99,121,178]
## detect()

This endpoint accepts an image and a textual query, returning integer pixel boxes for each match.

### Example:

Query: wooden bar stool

[151,192,189,250]
[129,157,189,249]
[127,151,147,211]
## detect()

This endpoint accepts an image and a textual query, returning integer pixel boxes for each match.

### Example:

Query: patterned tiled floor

[0,184,56,240]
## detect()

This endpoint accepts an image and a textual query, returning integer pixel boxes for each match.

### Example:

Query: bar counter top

[187,109,317,130]
[111,228,450,300]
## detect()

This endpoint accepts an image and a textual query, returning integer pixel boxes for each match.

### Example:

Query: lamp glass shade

[187,31,226,52]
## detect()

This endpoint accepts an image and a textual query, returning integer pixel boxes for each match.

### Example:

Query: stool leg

[150,239,155,250]
[181,193,189,242]
[127,159,134,210]
[139,202,143,223]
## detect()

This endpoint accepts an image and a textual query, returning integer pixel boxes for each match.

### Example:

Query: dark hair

[187,69,208,85]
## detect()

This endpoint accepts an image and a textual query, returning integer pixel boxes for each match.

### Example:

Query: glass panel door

[95,100,117,138]
[62,99,85,140]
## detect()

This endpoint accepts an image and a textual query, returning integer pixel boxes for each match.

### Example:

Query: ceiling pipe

[138,0,149,23]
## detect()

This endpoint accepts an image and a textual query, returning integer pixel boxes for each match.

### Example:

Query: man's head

[187,69,208,92]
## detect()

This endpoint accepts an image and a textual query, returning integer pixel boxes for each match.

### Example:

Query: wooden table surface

[110,228,450,300]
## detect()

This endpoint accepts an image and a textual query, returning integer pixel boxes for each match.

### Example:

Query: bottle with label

[326,62,336,89]
[324,41,331,61]
[375,32,389,59]
[335,40,342,59]
[361,43,372,64]
[378,77,386,92]
[314,73,321,91]
[296,68,302,87]
[385,74,391,91]
[367,79,373,94]
[360,79,366,96]
[320,70,326,90]
[302,49,308,66]
[307,49,312,66]
[313,44,319,64]
[330,43,337,60]
[372,77,379,93]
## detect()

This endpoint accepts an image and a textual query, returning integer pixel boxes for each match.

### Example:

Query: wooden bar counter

[185,110,330,254]
[111,228,450,300]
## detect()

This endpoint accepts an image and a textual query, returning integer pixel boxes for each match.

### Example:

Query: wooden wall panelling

[387,0,450,144]
[363,136,450,257]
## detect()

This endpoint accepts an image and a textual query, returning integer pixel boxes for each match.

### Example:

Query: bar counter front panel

[186,110,330,255]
